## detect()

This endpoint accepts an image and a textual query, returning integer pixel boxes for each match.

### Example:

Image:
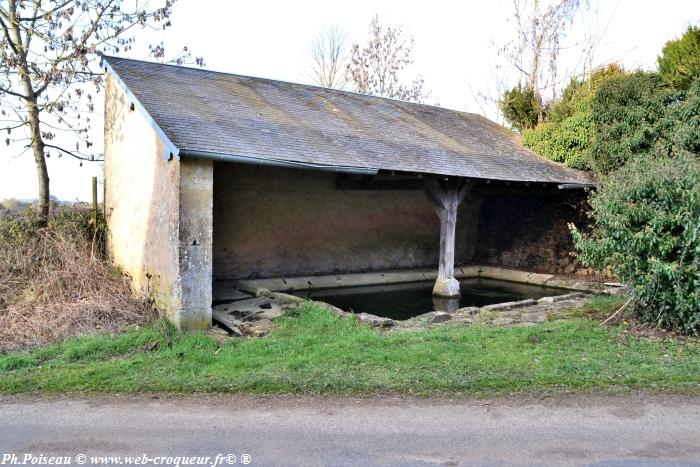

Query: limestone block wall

[212,163,482,280]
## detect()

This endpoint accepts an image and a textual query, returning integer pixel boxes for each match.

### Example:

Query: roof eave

[179,148,379,175]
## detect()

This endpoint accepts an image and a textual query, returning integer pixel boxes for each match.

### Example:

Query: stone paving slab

[212,297,285,336]
[481,299,538,311]
[236,269,438,294]
[394,294,590,331]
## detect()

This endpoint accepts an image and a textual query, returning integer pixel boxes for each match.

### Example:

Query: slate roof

[104,56,593,184]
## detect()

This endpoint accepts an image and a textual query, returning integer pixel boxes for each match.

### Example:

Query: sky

[1,0,699,201]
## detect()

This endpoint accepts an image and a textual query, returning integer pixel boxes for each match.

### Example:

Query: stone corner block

[429,311,452,324]
[359,313,395,328]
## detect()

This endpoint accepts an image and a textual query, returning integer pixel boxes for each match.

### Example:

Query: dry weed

[0,205,154,351]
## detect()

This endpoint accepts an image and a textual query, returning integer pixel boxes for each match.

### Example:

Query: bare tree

[503,0,585,122]
[0,0,198,222]
[309,25,349,89]
[347,15,429,103]
[471,1,608,126]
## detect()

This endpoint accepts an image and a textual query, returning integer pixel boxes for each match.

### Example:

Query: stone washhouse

[103,57,594,330]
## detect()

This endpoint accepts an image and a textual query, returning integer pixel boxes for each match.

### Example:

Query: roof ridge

[101,55,482,117]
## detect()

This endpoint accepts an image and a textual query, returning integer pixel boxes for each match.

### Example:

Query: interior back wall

[473,191,589,275]
[212,163,481,280]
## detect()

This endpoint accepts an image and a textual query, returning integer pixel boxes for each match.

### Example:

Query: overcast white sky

[1,0,698,201]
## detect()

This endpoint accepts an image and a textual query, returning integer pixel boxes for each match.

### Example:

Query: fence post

[92,176,98,231]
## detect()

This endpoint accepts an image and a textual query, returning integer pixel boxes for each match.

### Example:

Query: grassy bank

[0,301,698,396]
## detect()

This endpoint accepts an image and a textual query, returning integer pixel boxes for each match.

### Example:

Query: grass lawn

[0,298,698,396]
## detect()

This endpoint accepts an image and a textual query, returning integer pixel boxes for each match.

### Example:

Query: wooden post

[424,177,473,298]
[91,176,98,231]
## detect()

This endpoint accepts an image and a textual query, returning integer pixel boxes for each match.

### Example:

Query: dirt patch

[617,322,699,342]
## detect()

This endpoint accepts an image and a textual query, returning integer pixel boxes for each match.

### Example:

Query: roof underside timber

[104,56,594,185]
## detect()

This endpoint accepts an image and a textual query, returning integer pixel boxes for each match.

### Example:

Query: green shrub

[0,204,98,269]
[658,26,700,91]
[500,83,541,132]
[521,64,625,170]
[590,72,675,173]
[590,73,700,174]
[655,77,700,158]
[571,154,700,333]
[521,112,592,170]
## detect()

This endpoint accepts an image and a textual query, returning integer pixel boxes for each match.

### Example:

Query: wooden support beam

[423,176,446,210]
[423,177,474,298]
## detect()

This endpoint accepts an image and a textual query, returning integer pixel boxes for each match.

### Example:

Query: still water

[291,278,567,320]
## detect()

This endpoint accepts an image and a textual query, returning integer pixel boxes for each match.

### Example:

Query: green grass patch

[0,300,698,396]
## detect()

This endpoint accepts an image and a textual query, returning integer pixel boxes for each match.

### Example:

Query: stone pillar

[177,158,213,330]
[424,177,473,298]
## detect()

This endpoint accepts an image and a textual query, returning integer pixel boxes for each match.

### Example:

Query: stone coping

[260,291,595,331]
[231,266,602,296]
[211,277,622,337]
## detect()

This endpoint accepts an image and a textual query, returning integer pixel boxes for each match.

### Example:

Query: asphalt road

[1,394,699,466]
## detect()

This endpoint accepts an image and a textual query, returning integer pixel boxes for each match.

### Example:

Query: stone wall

[104,73,181,316]
[105,74,213,330]
[212,163,482,280]
[472,191,589,275]
[178,159,213,329]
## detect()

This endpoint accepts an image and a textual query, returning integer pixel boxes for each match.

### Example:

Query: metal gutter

[179,148,379,175]
[557,183,596,190]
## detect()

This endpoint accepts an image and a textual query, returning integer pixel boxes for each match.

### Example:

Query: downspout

[179,148,379,175]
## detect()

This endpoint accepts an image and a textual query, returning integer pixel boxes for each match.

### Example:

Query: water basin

[290,278,568,320]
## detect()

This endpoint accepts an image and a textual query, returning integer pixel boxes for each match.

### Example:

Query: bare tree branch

[1,121,28,132]
[0,0,201,221]
[0,84,28,100]
[309,25,349,89]
[501,0,587,122]
[0,15,19,55]
[44,143,99,161]
[347,15,430,103]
